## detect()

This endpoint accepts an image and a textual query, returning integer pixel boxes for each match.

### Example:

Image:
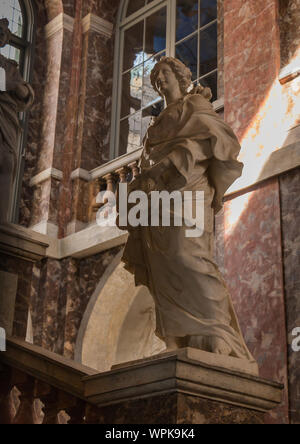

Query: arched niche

[75,256,165,372]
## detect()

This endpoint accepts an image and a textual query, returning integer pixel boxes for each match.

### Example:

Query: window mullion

[167,0,176,58]
[197,0,200,80]
[112,27,125,159]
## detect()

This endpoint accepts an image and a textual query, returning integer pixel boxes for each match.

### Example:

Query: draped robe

[119,93,254,361]
[0,58,34,222]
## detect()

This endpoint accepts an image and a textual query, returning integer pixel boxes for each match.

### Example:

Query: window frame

[110,0,219,160]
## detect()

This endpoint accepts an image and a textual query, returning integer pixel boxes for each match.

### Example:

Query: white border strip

[45,13,75,39]
[82,13,113,37]
[71,168,92,182]
[29,168,63,187]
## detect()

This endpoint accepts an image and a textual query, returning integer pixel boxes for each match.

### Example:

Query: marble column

[67,12,115,236]
[28,12,75,238]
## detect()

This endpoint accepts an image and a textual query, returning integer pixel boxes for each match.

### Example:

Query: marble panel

[223,178,289,423]
[279,167,300,424]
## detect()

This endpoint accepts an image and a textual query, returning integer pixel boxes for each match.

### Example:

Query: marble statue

[0,19,34,223]
[118,57,255,361]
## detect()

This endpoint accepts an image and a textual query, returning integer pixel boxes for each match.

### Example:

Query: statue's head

[151,56,213,102]
[0,19,11,48]
[150,57,192,98]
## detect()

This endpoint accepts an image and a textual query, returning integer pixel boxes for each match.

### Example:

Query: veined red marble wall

[221,0,291,424]
[30,246,123,357]
[224,0,280,140]
[217,0,224,99]
[280,167,300,425]
[221,180,289,424]
[82,0,121,21]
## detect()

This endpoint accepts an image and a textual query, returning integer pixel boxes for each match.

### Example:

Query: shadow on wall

[74,257,165,372]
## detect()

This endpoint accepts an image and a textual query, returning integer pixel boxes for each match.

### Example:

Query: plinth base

[84,348,283,424]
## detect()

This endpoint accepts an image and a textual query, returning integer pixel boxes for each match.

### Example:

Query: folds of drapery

[0,59,34,156]
[117,93,254,361]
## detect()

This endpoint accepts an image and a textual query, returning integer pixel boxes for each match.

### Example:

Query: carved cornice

[70,168,91,182]
[45,12,113,40]
[45,13,75,39]
[82,13,113,38]
[29,168,63,187]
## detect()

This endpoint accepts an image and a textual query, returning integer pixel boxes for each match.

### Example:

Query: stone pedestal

[0,271,18,335]
[84,348,283,424]
[0,223,49,338]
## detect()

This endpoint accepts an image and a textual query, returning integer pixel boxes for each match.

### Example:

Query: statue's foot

[210,336,232,356]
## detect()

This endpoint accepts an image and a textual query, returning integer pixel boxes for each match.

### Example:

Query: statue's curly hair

[150,57,192,97]
[150,56,212,101]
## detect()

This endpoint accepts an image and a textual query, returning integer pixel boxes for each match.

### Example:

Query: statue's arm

[1,57,30,100]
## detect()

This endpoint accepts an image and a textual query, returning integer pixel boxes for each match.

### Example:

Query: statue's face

[0,24,9,48]
[155,63,180,96]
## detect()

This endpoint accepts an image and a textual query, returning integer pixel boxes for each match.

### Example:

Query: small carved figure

[0,18,34,222]
[119,57,255,361]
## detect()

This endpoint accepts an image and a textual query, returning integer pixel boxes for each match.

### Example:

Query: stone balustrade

[0,337,284,424]
[0,337,100,424]
[89,149,142,221]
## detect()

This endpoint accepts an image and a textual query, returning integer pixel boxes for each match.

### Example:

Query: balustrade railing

[0,338,101,424]
[90,149,142,221]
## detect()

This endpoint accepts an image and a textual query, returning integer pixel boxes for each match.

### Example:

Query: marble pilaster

[222,178,289,424]
[68,11,116,235]
[279,167,300,424]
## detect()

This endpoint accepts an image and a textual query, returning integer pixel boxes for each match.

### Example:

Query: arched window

[111,0,218,158]
[0,0,35,222]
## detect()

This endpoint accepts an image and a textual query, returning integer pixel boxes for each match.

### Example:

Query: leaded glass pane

[200,0,217,27]
[0,0,23,38]
[0,43,20,64]
[126,0,145,17]
[144,7,167,61]
[176,0,198,42]
[118,0,219,156]
[123,20,144,72]
[142,52,165,108]
[176,34,198,81]
[119,112,142,155]
[126,0,155,17]
[200,22,217,76]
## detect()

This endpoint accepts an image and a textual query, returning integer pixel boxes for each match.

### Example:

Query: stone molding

[1,222,125,260]
[59,223,127,260]
[83,348,283,412]
[45,13,114,39]
[45,13,75,39]
[2,338,283,422]
[0,223,49,262]
[70,168,91,182]
[82,13,114,38]
[228,141,300,196]
[29,221,59,239]
[279,64,300,85]
[2,337,97,399]
[0,271,18,335]
[29,168,63,187]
